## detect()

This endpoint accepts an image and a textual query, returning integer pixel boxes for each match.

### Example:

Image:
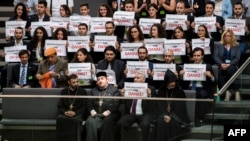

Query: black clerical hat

[96,71,107,78]
[164,69,177,84]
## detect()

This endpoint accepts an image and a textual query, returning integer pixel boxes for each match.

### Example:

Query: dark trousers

[218,65,239,89]
[118,114,151,141]
[56,114,83,141]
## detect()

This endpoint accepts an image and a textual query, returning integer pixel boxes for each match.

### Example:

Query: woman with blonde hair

[213,29,241,101]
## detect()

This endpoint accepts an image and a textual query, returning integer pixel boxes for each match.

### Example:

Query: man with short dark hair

[86,71,120,141]
[56,74,87,141]
[97,46,126,89]
[8,49,38,88]
[36,47,68,88]
[30,1,50,22]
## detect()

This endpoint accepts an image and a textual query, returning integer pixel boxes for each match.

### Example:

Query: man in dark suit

[8,50,38,88]
[180,47,216,127]
[85,71,120,141]
[118,72,156,141]
[97,46,126,89]
[30,1,50,22]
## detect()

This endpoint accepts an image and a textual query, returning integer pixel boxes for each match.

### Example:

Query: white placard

[67,36,90,52]
[192,39,211,54]
[153,64,176,80]
[68,63,91,79]
[225,19,246,35]
[69,16,91,32]
[113,11,135,26]
[45,40,67,56]
[30,22,52,37]
[165,14,187,30]
[139,18,161,34]
[124,82,148,97]
[94,69,117,84]
[126,61,149,78]
[120,42,142,59]
[183,64,206,81]
[90,17,113,33]
[5,21,26,37]
[4,45,27,62]
[194,17,216,33]
[164,39,186,55]
[50,17,70,22]
[144,38,165,55]
[50,22,68,32]
[94,36,117,52]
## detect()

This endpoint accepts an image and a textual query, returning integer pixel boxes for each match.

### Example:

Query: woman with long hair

[214,29,241,101]
[28,26,49,62]
[59,4,72,17]
[98,4,113,17]
[148,23,166,63]
[69,48,96,88]
[126,25,144,43]
[171,26,191,64]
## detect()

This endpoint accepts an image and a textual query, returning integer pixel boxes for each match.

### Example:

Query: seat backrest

[6,63,18,87]
[184,90,196,124]
[2,88,63,119]
[212,65,218,82]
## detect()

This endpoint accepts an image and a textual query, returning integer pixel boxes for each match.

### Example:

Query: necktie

[191,81,196,90]
[19,64,26,87]
[49,65,57,87]
[131,99,137,115]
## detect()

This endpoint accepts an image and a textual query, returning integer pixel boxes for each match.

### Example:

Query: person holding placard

[179,47,216,127]
[8,49,38,88]
[36,47,68,88]
[148,23,166,63]
[155,69,190,141]
[28,26,49,63]
[98,3,114,17]
[118,72,156,141]
[97,46,126,89]
[52,27,69,61]
[171,26,192,64]
[85,71,120,141]
[30,1,50,22]
[56,74,87,141]
[214,29,241,101]
[228,2,250,65]
[126,25,144,43]
[67,48,96,88]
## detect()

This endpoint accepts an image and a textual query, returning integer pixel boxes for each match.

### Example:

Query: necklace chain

[68,87,78,110]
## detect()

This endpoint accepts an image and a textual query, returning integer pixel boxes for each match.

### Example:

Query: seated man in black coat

[56,74,87,141]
